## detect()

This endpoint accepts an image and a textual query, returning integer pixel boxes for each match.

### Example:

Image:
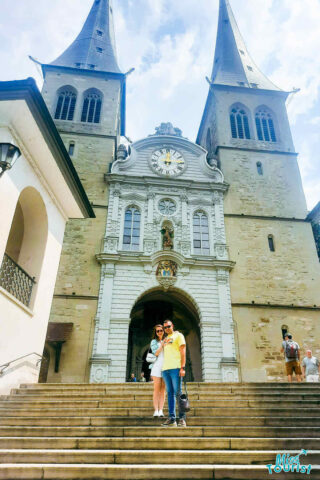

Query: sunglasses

[156,329,163,333]
[164,325,172,329]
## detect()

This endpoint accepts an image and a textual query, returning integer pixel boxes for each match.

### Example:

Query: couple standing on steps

[149,320,187,427]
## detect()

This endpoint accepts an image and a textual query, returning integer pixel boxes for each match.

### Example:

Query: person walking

[302,350,320,382]
[161,319,187,427]
[149,324,166,417]
[281,333,302,383]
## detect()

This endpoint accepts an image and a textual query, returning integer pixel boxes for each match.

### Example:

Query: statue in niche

[161,225,174,250]
[156,261,178,278]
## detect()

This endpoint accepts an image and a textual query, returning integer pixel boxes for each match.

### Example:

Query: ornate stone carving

[144,239,156,255]
[220,362,239,383]
[215,228,225,243]
[108,220,118,235]
[153,122,183,137]
[104,237,118,254]
[215,243,228,260]
[116,144,128,161]
[89,355,112,384]
[145,223,154,236]
[213,191,223,203]
[156,276,177,291]
[180,241,191,257]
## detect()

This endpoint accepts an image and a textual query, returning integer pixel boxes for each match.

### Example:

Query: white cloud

[0,0,319,208]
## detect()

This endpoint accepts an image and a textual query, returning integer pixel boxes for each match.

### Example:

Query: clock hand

[164,151,172,166]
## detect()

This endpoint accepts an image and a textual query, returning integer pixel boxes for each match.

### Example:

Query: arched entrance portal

[126,288,202,382]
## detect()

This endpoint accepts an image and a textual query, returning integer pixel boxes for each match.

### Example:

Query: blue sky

[0,0,319,209]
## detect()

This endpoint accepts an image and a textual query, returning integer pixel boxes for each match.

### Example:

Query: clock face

[151,148,185,176]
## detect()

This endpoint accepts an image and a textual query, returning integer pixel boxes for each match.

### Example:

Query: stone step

[1,449,320,465]
[7,393,320,401]
[0,425,319,438]
[2,406,319,417]
[1,416,320,427]
[2,399,320,409]
[0,464,318,479]
[0,436,319,451]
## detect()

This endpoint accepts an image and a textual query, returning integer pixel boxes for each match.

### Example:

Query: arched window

[81,89,103,124]
[123,206,141,251]
[255,107,277,142]
[0,187,48,307]
[193,211,210,255]
[230,104,251,140]
[54,86,77,121]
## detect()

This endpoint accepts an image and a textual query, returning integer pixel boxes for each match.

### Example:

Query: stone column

[106,318,130,382]
[89,263,115,383]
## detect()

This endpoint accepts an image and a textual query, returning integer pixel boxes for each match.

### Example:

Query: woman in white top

[149,324,166,417]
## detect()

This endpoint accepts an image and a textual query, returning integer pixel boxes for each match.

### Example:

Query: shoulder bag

[179,376,191,413]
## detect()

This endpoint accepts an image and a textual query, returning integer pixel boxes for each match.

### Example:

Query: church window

[81,89,103,124]
[193,211,210,255]
[256,161,263,175]
[230,105,251,140]
[54,87,77,121]
[123,207,141,251]
[96,30,103,36]
[96,47,103,53]
[268,234,275,252]
[247,65,253,71]
[68,142,75,156]
[255,107,277,142]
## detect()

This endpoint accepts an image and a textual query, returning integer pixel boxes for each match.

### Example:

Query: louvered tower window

[230,106,251,140]
[255,108,277,142]
[54,87,77,121]
[123,207,141,251]
[81,89,103,124]
[193,211,210,255]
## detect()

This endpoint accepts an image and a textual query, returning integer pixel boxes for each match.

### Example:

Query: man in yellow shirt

[161,319,186,427]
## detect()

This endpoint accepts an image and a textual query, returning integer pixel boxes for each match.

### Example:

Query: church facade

[42,0,320,384]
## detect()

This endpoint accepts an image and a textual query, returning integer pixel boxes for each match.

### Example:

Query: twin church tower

[41,0,320,384]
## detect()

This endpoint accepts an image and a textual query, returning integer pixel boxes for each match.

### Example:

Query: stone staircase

[0,382,319,479]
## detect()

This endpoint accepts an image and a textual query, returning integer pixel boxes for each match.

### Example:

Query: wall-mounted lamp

[0,143,21,178]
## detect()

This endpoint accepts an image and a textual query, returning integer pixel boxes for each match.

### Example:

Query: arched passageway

[126,288,202,382]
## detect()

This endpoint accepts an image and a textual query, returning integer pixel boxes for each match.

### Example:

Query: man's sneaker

[161,418,177,427]
[177,418,187,427]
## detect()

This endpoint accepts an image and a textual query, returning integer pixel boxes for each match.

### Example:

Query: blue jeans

[162,368,186,420]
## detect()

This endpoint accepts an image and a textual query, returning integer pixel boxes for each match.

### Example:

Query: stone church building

[41,0,320,384]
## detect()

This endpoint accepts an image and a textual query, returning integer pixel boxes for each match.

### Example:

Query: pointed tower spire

[212,0,279,90]
[50,0,121,74]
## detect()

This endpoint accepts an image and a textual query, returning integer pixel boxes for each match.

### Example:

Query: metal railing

[0,253,35,307]
[0,352,44,377]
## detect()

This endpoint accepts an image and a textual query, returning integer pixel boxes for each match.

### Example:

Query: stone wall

[234,306,320,382]
[225,218,320,306]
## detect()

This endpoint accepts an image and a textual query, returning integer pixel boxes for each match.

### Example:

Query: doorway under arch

[126,288,202,382]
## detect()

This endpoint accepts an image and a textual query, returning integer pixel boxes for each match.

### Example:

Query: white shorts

[151,351,164,378]
[306,374,319,383]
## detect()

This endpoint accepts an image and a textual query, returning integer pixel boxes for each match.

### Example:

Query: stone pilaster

[89,263,115,383]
